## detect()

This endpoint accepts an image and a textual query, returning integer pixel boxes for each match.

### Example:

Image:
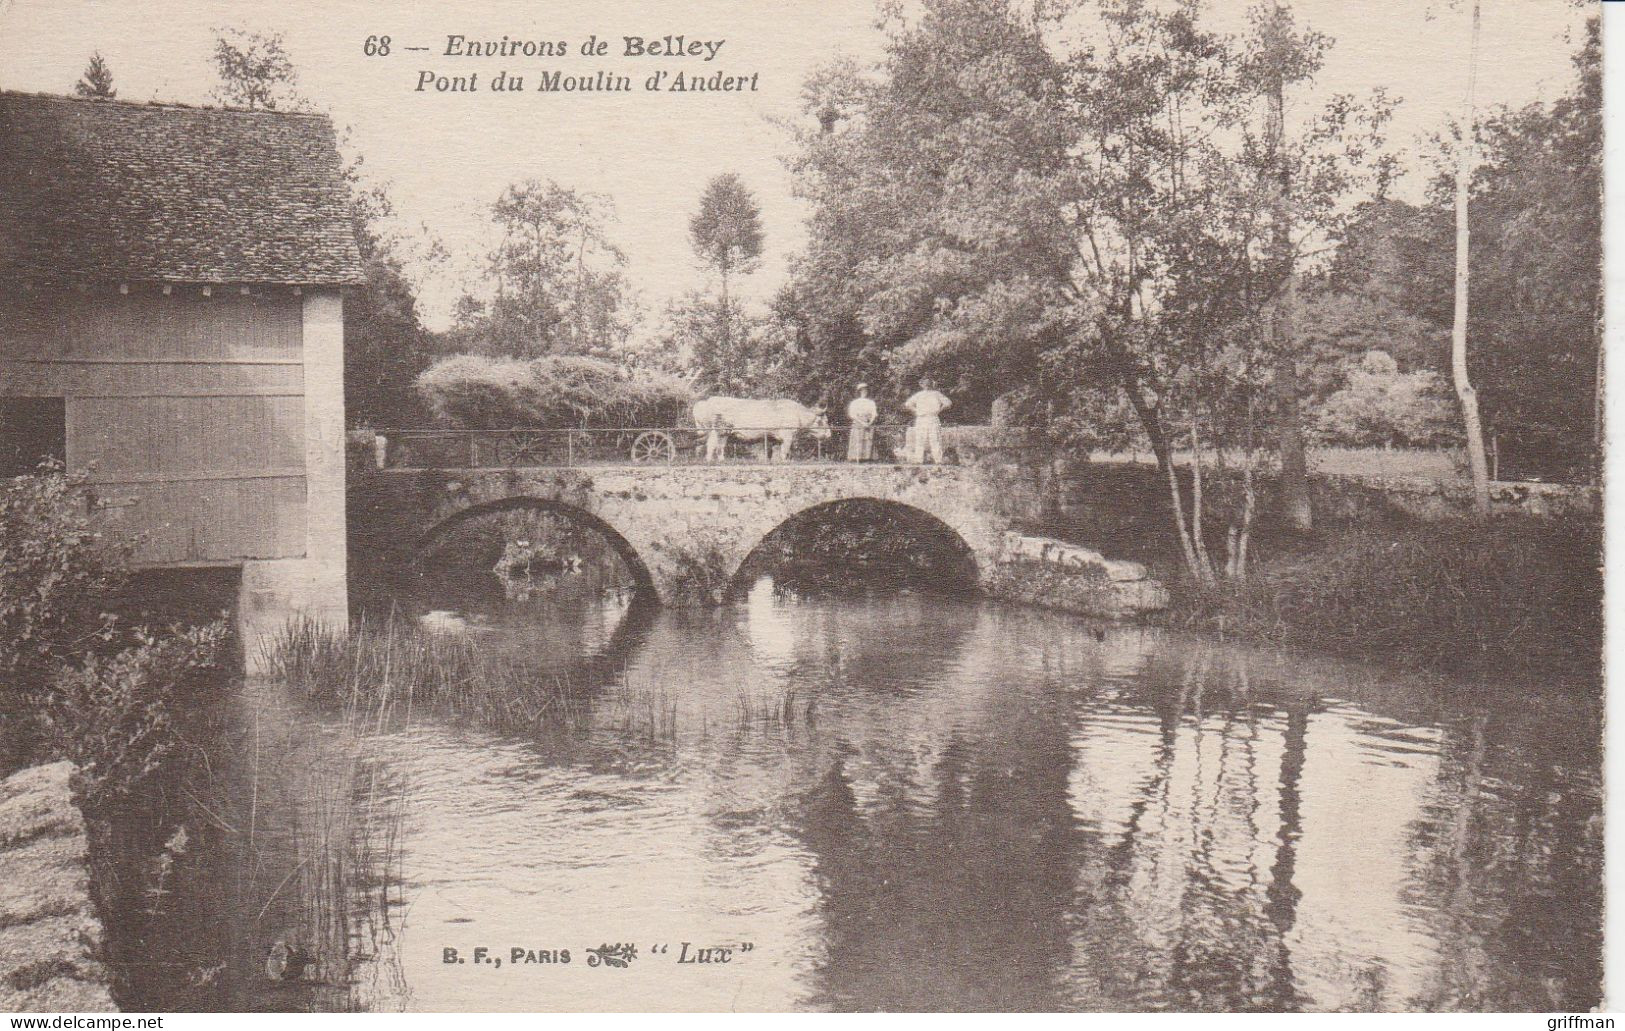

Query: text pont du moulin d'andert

[416,35,757,94]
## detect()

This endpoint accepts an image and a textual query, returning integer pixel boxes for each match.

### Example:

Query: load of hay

[416,354,694,430]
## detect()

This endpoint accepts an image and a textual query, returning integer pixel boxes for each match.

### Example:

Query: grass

[730,684,816,731]
[265,617,820,742]
[606,678,679,742]
[1161,516,1602,681]
[262,617,582,731]
[592,676,816,744]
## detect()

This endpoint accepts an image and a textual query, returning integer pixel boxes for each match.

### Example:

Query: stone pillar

[239,289,350,673]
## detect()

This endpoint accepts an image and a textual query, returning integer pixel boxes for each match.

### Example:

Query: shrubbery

[1166,517,1602,680]
[49,625,227,813]
[1312,350,1459,448]
[0,468,226,795]
[416,353,694,429]
[1,468,130,707]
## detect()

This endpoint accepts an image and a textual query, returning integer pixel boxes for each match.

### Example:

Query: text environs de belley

[443,34,728,61]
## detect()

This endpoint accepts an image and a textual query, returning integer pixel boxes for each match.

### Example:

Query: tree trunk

[1272,288,1313,532]
[1267,35,1313,533]
[719,263,732,366]
[1189,417,1215,577]
[574,227,588,353]
[1453,0,1493,520]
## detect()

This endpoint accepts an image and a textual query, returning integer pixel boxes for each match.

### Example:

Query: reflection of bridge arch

[414,496,656,597]
[732,497,981,591]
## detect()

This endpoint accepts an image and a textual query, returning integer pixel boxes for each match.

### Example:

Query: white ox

[692,396,831,462]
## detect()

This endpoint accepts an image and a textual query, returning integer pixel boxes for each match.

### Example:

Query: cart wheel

[499,432,546,466]
[630,431,676,463]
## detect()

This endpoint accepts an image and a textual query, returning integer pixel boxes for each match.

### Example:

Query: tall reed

[262,617,580,731]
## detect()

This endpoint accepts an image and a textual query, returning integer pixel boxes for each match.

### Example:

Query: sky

[0,0,1591,332]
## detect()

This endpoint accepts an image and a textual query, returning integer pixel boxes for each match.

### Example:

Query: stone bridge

[354,457,1049,600]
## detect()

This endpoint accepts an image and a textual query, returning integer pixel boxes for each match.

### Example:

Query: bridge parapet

[369,424,1044,470]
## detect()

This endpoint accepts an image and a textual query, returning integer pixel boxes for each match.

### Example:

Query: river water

[126,572,1602,1012]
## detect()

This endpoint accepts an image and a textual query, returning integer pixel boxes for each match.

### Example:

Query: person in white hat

[846,382,877,462]
[903,376,951,463]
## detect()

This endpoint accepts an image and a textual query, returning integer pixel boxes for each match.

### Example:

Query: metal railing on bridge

[374,425,940,469]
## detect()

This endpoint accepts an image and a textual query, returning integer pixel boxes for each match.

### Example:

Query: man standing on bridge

[846,383,877,462]
[904,377,951,464]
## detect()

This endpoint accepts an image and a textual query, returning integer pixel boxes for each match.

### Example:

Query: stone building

[0,91,360,665]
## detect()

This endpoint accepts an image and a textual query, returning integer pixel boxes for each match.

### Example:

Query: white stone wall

[239,289,349,672]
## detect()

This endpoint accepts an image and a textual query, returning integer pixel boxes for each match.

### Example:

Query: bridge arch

[413,496,657,596]
[731,496,982,592]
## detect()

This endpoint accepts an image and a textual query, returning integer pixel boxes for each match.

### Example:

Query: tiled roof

[0,91,364,286]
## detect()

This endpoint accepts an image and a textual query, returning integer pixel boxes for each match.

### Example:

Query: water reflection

[132,579,1601,1011]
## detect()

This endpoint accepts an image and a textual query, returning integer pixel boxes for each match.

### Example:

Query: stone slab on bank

[0,762,116,1012]
[991,532,1170,620]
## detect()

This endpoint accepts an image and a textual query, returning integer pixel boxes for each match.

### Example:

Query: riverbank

[1154,517,1602,682]
[0,762,115,1011]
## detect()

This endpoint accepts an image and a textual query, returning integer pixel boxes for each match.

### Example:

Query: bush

[1312,350,1459,448]
[417,353,694,430]
[0,467,129,709]
[1,468,228,783]
[1167,518,1601,680]
[48,624,227,813]
[666,539,735,606]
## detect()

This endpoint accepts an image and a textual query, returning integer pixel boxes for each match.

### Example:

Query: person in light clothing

[903,377,951,463]
[846,383,877,462]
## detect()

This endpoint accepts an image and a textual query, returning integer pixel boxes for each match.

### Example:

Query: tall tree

[74,52,116,98]
[688,174,764,371]
[209,27,300,110]
[1251,3,1320,532]
[342,161,438,428]
[785,0,1389,581]
[452,180,634,359]
[1451,0,1493,517]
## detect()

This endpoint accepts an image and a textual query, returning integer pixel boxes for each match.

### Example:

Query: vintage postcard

[0,0,1607,1017]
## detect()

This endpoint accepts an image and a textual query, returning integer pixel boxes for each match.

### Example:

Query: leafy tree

[209,27,301,110]
[658,291,787,396]
[343,161,439,428]
[451,180,636,359]
[74,52,116,98]
[783,3,1069,422]
[685,174,765,383]
[689,173,764,285]
[784,0,1391,583]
